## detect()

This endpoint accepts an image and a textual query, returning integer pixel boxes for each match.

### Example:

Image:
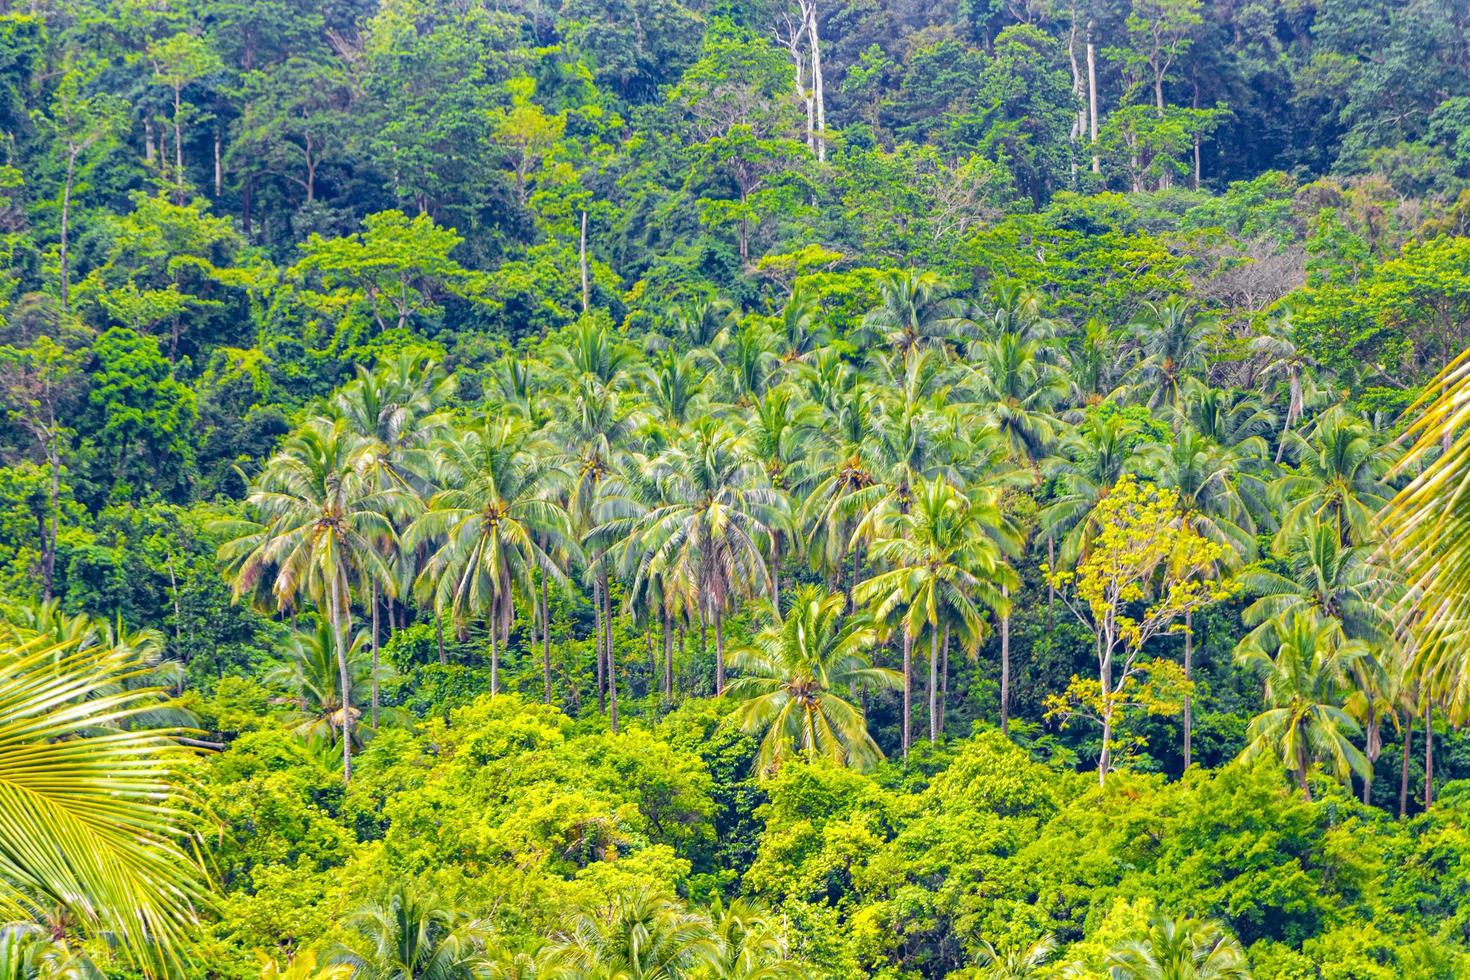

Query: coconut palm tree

[1251,324,1315,464]
[727,585,900,774]
[1039,412,1145,566]
[0,922,102,979]
[855,479,1017,754]
[1129,297,1217,409]
[0,635,210,974]
[1270,410,1390,548]
[857,269,963,360]
[704,897,805,979]
[1235,610,1372,798]
[542,890,717,979]
[333,883,488,980]
[974,934,1057,979]
[1239,519,1392,646]
[409,419,575,696]
[772,286,826,366]
[266,617,386,748]
[217,416,403,781]
[964,333,1067,466]
[620,419,782,693]
[1103,914,1251,979]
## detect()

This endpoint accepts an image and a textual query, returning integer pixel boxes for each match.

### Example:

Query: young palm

[857,269,964,360]
[855,479,1017,755]
[1039,412,1145,566]
[0,635,210,974]
[333,883,488,980]
[727,585,900,775]
[542,889,717,978]
[217,416,402,781]
[1128,297,1217,409]
[1103,914,1251,979]
[1239,519,1392,646]
[1235,610,1372,798]
[963,333,1067,467]
[1251,324,1315,464]
[265,617,384,749]
[974,934,1057,979]
[1270,409,1390,548]
[408,420,575,695]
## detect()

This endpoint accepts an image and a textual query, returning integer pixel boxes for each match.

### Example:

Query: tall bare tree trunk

[331,576,353,784]
[939,624,950,735]
[1086,22,1100,173]
[1001,585,1012,737]
[59,147,76,312]
[1424,702,1435,810]
[579,211,590,314]
[902,628,913,761]
[594,576,605,712]
[436,609,445,665]
[214,129,222,196]
[927,626,939,742]
[1183,608,1193,769]
[1400,711,1413,818]
[370,584,380,729]
[542,576,552,704]
[807,0,827,162]
[715,610,727,694]
[489,613,500,696]
[663,608,674,697]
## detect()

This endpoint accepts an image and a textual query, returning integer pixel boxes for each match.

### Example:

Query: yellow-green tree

[1045,475,1234,785]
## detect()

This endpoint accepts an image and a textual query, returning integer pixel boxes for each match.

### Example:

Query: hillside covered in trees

[3,0,1470,976]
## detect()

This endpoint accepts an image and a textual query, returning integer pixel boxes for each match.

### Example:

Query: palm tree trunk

[1001,587,1011,738]
[593,576,605,712]
[928,626,939,743]
[1296,736,1312,800]
[489,613,499,696]
[1424,702,1434,810]
[1400,710,1413,818]
[603,572,614,700]
[370,584,380,730]
[663,608,673,698]
[1183,608,1192,769]
[902,628,912,761]
[939,624,949,735]
[542,576,552,704]
[715,610,727,694]
[330,576,353,784]
[436,609,445,665]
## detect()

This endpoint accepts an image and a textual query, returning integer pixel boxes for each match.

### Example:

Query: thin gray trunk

[579,211,590,314]
[1001,597,1012,737]
[1400,711,1413,818]
[59,147,76,312]
[715,610,726,694]
[807,0,826,162]
[1086,23,1100,173]
[1425,702,1435,810]
[594,575,605,711]
[542,576,552,704]
[1183,608,1193,769]
[939,624,949,735]
[331,576,353,784]
[489,613,500,695]
[902,628,912,761]
[370,584,380,729]
[928,626,939,743]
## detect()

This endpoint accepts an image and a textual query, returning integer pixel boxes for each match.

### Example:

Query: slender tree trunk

[603,571,614,704]
[593,576,605,712]
[770,533,782,609]
[370,584,380,729]
[715,610,727,694]
[214,129,222,196]
[1086,23,1100,173]
[928,626,939,742]
[542,576,552,704]
[436,609,445,665]
[663,608,673,698]
[330,577,353,784]
[1400,711,1413,818]
[172,85,184,204]
[489,613,500,695]
[1295,737,1312,800]
[939,624,950,736]
[902,628,912,761]
[579,211,590,314]
[41,433,58,603]
[1098,707,1112,787]
[1183,608,1193,769]
[699,614,708,695]
[807,0,827,162]
[1067,13,1084,183]
[1425,702,1435,810]
[59,148,76,312]
[609,623,619,734]
[1001,587,1012,737]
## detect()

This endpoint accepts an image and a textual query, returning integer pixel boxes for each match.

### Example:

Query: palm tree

[855,479,1017,754]
[1040,411,1145,566]
[1251,324,1315,464]
[858,269,962,360]
[619,420,781,693]
[964,333,1066,466]
[334,884,487,980]
[329,352,452,725]
[727,585,900,774]
[646,348,711,426]
[1270,410,1390,548]
[266,617,385,748]
[0,635,210,974]
[554,315,637,387]
[703,897,805,979]
[772,286,826,366]
[218,416,402,781]
[1103,914,1251,979]
[542,890,717,979]
[408,420,574,696]
[973,934,1057,979]
[1238,519,1391,646]
[0,922,102,979]
[1129,297,1216,409]
[1235,610,1372,798]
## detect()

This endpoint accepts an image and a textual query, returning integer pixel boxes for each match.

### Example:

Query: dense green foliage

[3,0,1470,976]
